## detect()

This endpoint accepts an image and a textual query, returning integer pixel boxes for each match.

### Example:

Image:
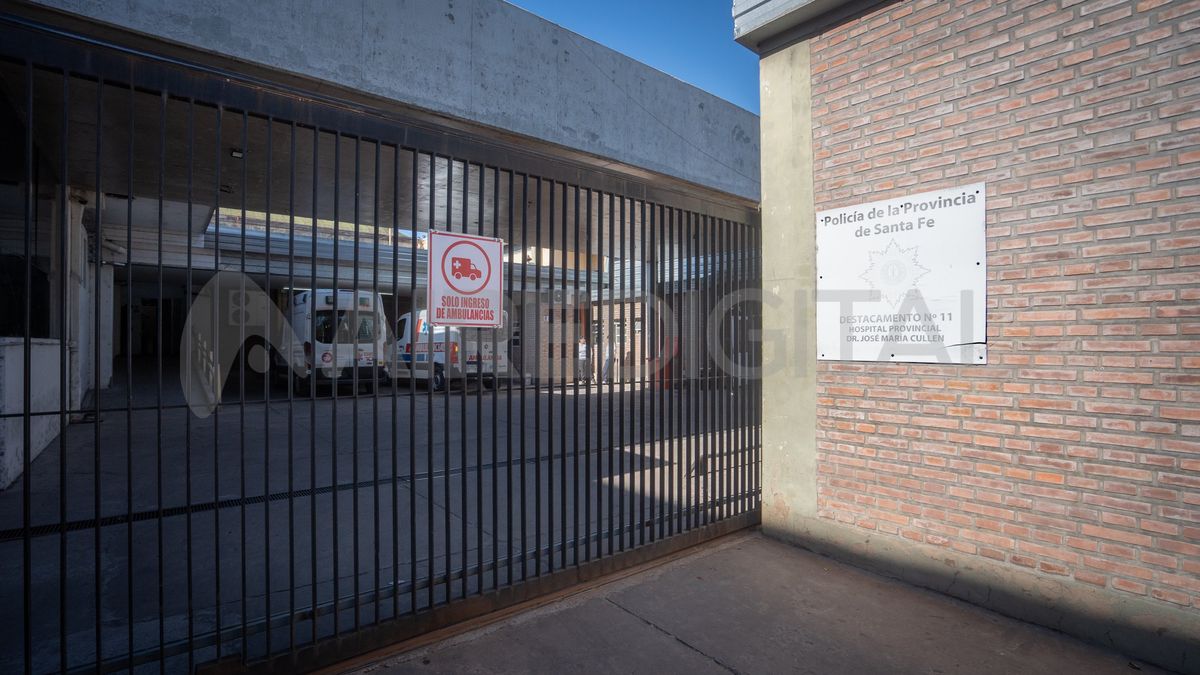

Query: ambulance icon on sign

[441,240,491,295]
[452,257,483,281]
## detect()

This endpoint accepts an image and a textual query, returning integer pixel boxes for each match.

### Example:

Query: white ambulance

[392,309,509,391]
[273,289,390,393]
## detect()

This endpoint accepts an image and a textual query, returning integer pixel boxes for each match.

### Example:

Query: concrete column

[758,41,818,535]
[0,339,63,489]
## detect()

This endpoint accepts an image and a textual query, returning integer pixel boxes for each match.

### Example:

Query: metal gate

[0,12,761,673]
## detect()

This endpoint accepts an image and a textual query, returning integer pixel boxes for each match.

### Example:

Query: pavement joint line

[324,529,759,674]
[605,596,743,675]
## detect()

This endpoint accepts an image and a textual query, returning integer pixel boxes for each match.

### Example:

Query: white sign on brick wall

[816,182,987,364]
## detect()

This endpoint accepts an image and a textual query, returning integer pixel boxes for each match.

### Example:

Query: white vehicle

[392,309,509,391]
[273,289,390,393]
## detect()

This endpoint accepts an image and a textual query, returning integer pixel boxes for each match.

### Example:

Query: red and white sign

[427,230,504,327]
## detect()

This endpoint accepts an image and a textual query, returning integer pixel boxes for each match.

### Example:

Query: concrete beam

[24,0,760,201]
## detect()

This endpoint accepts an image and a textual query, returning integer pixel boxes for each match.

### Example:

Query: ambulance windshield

[315,310,377,344]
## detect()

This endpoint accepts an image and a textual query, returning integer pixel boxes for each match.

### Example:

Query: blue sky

[507,0,760,114]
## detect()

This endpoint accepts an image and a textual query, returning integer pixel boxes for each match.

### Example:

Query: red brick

[810,0,1196,613]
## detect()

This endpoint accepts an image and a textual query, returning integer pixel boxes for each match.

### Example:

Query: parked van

[392,309,509,391]
[273,289,390,393]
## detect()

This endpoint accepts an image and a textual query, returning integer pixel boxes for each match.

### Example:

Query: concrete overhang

[13,0,760,204]
[733,0,894,55]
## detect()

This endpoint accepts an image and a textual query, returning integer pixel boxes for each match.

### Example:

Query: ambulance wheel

[360,379,377,395]
[430,365,446,392]
[482,376,495,390]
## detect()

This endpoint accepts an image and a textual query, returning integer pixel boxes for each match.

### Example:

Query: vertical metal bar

[727,218,735,517]
[492,165,500,592]
[572,184,580,566]
[372,140,382,627]
[594,190,604,561]
[694,211,702,527]
[351,135,362,632]
[700,213,710,521]
[746,218,753,513]
[287,120,297,653]
[739,218,748,511]
[584,187,592,562]
[649,203,658,541]
[390,144,401,623]
[681,210,690,534]
[505,170,515,587]
[331,131,341,637]
[547,180,555,574]
[651,204,660,540]
[696,214,705,525]
[669,207,677,535]
[712,216,720,522]
[533,177,542,577]
[731,218,739,516]
[648,202,655,539]
[740,218,748,515]
[745,218,752,513]
[264,116,274,658]
[720,215,728,521]
[686,211,695,531]
[714,216,723,522]
[179,93,192,670]
[519,174,529,583]
[549,180,559,572]
[724,218,734,516]
[662,206,671,536]
[407,148,418,617]
[657,204,666,540]
[124,80,135,668]
[443,157,451,605]
[308,126,319,647]
[21,60,33,675]
[703,214,712,525]
[680,210,689,533]
[426,152,435,610]
[560,182,568,569]
[238,110,249,663]
[755,222,763,512]
[476,163,485,595]
[617,195,625,552]
[460,160,469,601]
[153,90,165,672]
[729,217,737,519]
[721,217,729,522]
[669,207,679,536]
[93,73,104,672]
[740,219,748,515]
[638,199,646,546]
[699,210,707,527]
[670,206,677,531]
[212,103,223,662]
[57,70,69,675]
[607,193,614,556]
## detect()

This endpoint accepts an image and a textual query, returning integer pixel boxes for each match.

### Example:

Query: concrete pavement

[0,362,754,672]
[346,531,1166,675]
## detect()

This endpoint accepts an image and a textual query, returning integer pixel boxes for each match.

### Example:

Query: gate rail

[0,10,762,673]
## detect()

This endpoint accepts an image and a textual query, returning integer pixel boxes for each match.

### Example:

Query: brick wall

[810,0,1199,608]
